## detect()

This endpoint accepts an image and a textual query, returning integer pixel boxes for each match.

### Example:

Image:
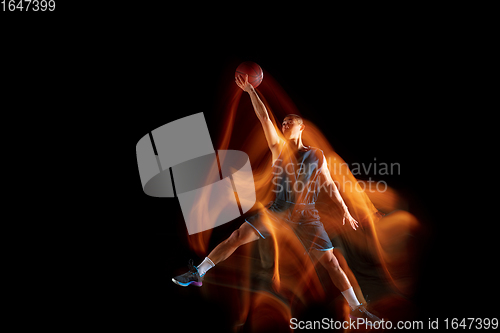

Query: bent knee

[320,254,341,271]
[227,229,241,245]
[326,260,341,271]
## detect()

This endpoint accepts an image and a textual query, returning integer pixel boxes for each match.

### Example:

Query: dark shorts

[245,198,334,253]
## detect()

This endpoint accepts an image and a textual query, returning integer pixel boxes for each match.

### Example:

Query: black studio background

[3,7,494,329]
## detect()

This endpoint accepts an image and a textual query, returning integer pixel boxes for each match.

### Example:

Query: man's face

[282,117,303,140]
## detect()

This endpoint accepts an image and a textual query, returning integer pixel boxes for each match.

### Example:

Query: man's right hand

[235,74,254,93]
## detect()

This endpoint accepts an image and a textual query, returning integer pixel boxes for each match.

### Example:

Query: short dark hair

[283,114,303,125]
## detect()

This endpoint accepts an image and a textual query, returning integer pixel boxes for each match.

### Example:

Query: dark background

[3,9,494,330]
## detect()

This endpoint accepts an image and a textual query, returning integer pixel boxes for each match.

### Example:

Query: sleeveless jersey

[272,142,325,205]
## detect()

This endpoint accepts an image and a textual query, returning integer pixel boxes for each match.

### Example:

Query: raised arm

[319,158,359,230]
[235,74,282,158]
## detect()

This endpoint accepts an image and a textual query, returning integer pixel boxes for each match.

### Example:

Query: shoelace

[187,259,199,275]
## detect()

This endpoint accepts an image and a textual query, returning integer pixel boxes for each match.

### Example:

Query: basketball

[235,61,263,88]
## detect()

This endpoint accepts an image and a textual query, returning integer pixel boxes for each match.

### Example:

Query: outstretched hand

[343,213,359,231]
[235,74,253,93]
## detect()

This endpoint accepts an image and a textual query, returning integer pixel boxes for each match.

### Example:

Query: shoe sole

[171,278,202,287]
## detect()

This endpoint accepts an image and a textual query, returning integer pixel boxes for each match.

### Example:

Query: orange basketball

[235,61,263,88]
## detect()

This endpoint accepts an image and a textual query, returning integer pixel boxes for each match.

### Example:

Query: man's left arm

[319,158,359,230]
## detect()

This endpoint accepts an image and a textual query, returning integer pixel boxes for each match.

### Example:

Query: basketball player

[172,74,381,322]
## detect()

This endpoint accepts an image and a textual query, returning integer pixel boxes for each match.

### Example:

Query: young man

[172,74,381,322]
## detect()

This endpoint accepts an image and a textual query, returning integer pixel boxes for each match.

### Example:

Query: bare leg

[313,249,351,292]
[312,248,383,322]
[207,222,260,265]
[332,249,367,304]
[172,222,260,287]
